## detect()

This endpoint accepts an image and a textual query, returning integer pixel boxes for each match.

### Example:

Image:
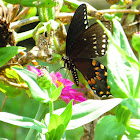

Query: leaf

[127,119,140,139]
[50,53,62,63]
[3,0,56,7]
[60,100,73,130]
[0,46,25,67]
[95,115,126,140]
[116,103,131,126]
[98,19,139,98]
[0,81,24,97]
[45,100,73,139]
[12,67,50,103]
[45,98,122,130]
[0,112,48,134]
[0,66,25,97]
[21,7,37,19]
[120,98,139,118]
[47,114,64,140]
[51,85,64,101]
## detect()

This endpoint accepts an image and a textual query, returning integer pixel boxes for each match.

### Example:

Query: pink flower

[27,65,43,77]
[27,65,86,104]
[50,71,86,105]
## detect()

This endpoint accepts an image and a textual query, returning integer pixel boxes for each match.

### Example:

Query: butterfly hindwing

[74,59,110,97]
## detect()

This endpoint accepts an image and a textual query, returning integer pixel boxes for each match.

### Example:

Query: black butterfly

[63,4,111,97]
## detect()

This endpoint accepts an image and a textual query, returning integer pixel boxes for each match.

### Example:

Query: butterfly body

[63,4,111,97]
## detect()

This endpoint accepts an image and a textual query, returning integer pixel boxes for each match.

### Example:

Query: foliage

[0,0,140,139]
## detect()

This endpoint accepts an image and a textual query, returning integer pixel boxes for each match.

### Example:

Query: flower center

[55,80,66,87]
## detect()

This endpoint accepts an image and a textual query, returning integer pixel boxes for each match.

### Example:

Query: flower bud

[37,69,52,89]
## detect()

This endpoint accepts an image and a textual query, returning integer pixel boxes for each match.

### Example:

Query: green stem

[49,100,54,119]
[134,51,140,97]
[138,52,140,62]
[25,103,46,140]
[38,7,48,22]
[47,87,53,119]
[47,7,54,20]
[38,6,54,22]
[15,26,45,43]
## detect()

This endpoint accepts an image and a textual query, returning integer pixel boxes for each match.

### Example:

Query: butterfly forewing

[69,21,111,60]
[66,4,89,56]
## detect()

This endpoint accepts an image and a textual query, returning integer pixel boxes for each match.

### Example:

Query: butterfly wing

[74,59,110,97]
[69,21,111,60]
[65,4,111,97]
[66,4,89,56]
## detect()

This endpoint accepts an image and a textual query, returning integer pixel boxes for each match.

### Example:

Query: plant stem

[47,7,54,20]
[49,100,54,119]
[48,87,53,119]
[0,96,7,112]
[134,51,140,97]
[15,26,45,43]
[25,103,46,140]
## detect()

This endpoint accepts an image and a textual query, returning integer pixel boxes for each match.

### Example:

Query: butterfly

[62,4,111,97]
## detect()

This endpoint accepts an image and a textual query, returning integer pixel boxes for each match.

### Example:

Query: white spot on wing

[102,39,106,43]
[101,49,105,52]
[85,25,88,29]
[102,44,106,48]
[102,34,106,38]
[84,12,86,15]
[84,15,87,19]
[93,41,97,44]
[84,20,88,25]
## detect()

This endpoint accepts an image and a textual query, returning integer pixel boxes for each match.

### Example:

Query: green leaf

[12,67,50,103]
[127,119,140,139]
[54,124,64,140]
[45,98,122,130]
[51,85,64,101]
[0,66,25,97]
[120,98,139,118]
[47,114,64,140]
[21,7,37,19]
[4,66,24,83]
[48,114,63,132]
[3,0,56,7]
[116,104,131,126]
[0,112,48,134]
[0,81,24,97]
[61,5,72,12]
[0,46,25,67]
[50,53,62,63]
[98,19,139,98]
[60,100,73,130]
[45,100,73,139]
[95,115,126,140]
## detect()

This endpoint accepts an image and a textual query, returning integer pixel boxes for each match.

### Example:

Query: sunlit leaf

[45,98,122,130]
[127,119,140,139]
[46,100,73,139]
[0,112,48,134]
[3,0,56,7]
[12,67,50,103]
[0,46,25,67]
[51,85,64,101]
[98,19,139,98]
[95,115,126,140]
